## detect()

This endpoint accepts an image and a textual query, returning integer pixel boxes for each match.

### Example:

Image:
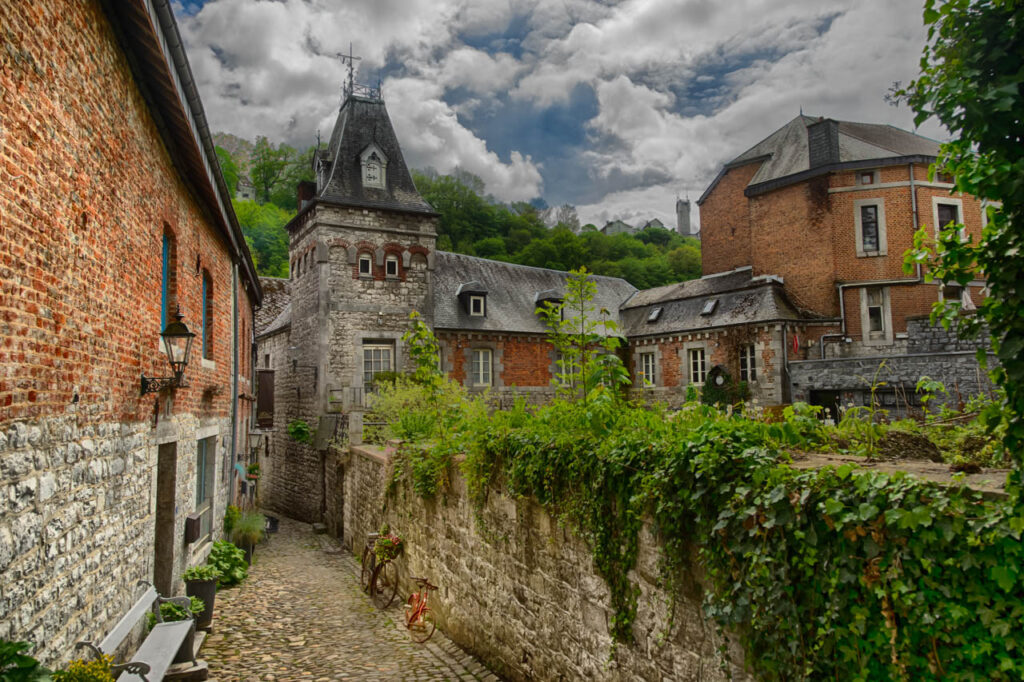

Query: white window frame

[859,287,893,346]
[471,348,492,386]
[385,254,399,278]
[854,198,887,256]
[857,169,879,186]
[362,343,394,391]
[358,253,373,276]
[688,348,706,386]
[195,436,216,543]
[639,352,656,387]
[469,295,486,317]
[739,344,757,382]
[360,144,388,190]
[932,196,966,242]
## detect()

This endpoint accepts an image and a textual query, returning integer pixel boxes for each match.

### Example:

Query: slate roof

[256,277,290,336]
[258,302,292,339]
[432,252,637,334]
[318,97,435,215]
[699,115,942,203]
[620,267,822,338]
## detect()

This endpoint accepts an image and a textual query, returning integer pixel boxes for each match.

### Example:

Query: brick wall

[0,1,251,663]
[699,163,759,275]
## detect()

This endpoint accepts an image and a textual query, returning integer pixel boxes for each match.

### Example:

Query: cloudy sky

[174,0,943,228]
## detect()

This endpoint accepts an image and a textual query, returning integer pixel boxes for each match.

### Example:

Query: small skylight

[647,307,662,323]
[700,299,718,316]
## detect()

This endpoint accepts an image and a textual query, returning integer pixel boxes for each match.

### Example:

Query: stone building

[0,0,261,665]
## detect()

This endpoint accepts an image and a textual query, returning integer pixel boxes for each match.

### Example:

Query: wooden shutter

[256,370,275,428]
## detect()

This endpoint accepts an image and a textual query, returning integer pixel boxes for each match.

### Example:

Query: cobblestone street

[202,517,498,681]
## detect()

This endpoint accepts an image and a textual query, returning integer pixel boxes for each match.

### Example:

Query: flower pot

[266,515,279,534]
[242,542,254,565]
[172,622,196,664]
[185,578,217,630]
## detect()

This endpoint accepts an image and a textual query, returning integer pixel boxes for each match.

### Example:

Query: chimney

[297,180,317,212]
[807,118,840,168]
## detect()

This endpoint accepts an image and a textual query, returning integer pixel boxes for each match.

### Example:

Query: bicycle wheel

[409,607,435,643]
[371,560,398,609]
[360,546,374,593]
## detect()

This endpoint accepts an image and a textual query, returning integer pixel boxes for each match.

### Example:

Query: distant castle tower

[676,197,697,238]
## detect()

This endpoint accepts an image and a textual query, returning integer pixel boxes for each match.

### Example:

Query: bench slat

[100,587,159,655]
[116,620,193,681]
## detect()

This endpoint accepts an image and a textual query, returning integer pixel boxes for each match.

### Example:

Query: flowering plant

[373,529,403,562]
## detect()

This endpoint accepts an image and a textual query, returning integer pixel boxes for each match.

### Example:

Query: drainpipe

[781,323,790,403]
[231,263,239,505]
[909,162,923,281]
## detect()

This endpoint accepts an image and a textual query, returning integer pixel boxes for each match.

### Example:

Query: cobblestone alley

[202,517,499,681]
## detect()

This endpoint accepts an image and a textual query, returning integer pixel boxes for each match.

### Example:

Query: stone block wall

[339,445,748,681]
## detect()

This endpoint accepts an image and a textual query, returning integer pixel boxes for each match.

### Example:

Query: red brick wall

[0,1,243,423]
[439,332,553,387]
[699,163,759,275]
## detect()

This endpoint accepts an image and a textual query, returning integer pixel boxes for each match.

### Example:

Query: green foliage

[386,387,1020,676]
[411,169,701,289]
[51,655,113,682]
[898,0,1024,471]
[539,267,630,401]
[223,504,241,536]
[182,564,222,582]
[287,419,311,444]
[700,367,749,408]
[145,597,204,631]
[231,512,266,547]
[233,199,292,277]
[208,540,248,587]
[215,146,239,197]
[0,640,50,682]
[373,530,403,562]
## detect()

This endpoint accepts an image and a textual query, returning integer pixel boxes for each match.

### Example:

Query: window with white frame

[857,169,878,185]
[471,348,492,386]
[469,295,486,317]
[934,198,966,241]
[385,254,399,277]
[739,344,757,382]
[854,198,887,256]
[195,436,215,542]
[358,253,372,276]
[363,343,393,391]
[689,348,706,385]
[861,287,891,344]
[639,352,656,387]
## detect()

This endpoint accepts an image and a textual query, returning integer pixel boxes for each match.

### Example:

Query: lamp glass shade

[161,312,195,377]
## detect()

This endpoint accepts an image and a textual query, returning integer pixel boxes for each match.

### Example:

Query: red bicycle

[404,576,438,643]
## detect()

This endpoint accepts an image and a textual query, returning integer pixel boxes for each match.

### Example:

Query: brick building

[1,0,261,665]
[695,115,991,412]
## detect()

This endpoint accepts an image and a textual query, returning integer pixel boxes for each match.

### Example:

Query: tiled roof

[318,97,435,215]
[432,252,637,334]
[255,277,290,336]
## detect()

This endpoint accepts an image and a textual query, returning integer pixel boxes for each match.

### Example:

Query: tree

[215,146,239,196]
[250,136,291,204]
[899,0,1024,469]
[234,199,291,277]
[553,203,580,232]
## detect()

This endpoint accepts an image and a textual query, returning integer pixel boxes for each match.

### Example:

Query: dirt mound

[875,430,944,463]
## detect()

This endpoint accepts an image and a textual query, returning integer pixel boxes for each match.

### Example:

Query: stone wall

[339,445,748,681]
[906,315,990,354]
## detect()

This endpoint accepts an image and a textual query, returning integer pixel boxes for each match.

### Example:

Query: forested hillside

[217,140,701,289]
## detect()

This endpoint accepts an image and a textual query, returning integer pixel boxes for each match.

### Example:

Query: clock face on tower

[360,147,387,189]
[365,161,380,184]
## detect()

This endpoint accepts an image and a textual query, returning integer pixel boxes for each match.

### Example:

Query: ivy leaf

[825,498,844,516]
[991,565,1017,592]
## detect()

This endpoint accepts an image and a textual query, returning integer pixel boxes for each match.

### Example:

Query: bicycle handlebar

[410,576,439,590]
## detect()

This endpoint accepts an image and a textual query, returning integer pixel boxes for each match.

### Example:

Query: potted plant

[145,597,204,664]
[231,511,266,564]
[246,463,260,481]
[373,527,403,563]
[182,564,222,630]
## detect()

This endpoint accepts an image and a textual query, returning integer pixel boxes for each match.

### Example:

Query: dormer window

[647,307,662,323]
[358,253,372,276]
[457,280,488,318]
[359,143,388,190]
[700,299,718,316]
[385,255,399,278]
[470,295,485,317]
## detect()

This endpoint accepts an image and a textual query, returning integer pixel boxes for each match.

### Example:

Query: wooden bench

[76,580,197,682]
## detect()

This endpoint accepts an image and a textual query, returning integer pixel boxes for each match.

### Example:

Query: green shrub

[52,655,113,682]
[182,564,221,582]
[145,596,204,631]
[208,540,248,586]
[286,419,311,444]
[223,505,241,535]
[0,640,50,682]
[231,512,265,548]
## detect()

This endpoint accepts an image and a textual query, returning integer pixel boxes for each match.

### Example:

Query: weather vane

[337,43,381,102]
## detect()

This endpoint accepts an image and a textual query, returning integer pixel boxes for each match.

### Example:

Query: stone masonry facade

[335,444,749,682]
[1,1,258,665]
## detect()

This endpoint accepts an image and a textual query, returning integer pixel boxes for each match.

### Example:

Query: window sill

[385,275,400,281]
[201,358,216,370]
[856,250,887,258]
[358,274,374,280]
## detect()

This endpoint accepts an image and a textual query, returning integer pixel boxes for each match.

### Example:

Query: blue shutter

[202,275,208,358]
[161,234,169,327]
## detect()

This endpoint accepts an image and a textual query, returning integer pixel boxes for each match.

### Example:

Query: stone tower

[266,86,438,521]
[676,197,696,238]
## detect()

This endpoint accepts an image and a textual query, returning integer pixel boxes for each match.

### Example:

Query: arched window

[202,270,213,359]
[161,226,177,328]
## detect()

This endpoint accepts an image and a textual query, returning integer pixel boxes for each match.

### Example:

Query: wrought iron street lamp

[141,308,195,395]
